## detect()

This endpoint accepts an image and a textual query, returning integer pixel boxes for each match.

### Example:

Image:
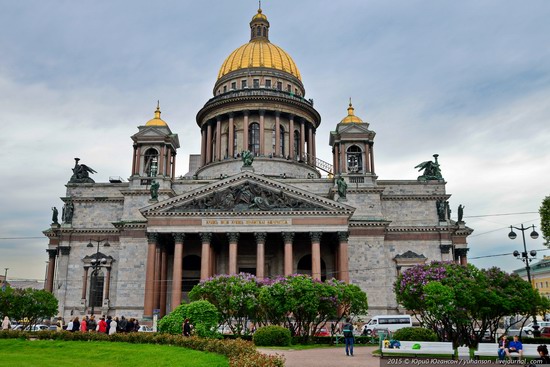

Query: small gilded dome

[145,102,168,127]
[252,8,267,21]
[340,100,364,123]
[218,40,301,80]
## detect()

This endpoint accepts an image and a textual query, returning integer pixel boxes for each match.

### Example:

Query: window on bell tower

[347,145,363,173]
[144,148,159,177]
[249,122,260,156]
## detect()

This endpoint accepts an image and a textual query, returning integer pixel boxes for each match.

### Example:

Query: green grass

[0,339,228,367]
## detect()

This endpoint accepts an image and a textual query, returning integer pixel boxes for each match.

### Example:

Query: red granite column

[300,119,305,161]
[243,111,249,152]
[307,124,313,164]
[143,233,158,320]
[206,123,212,164]
[283,232,294,276]
[228,233,239,275]
[135,146,141,174]
[310,232,322,280]
[289,115,294,160]
[275,112,281,157]
[81,267,89,300]
[45,249,57,292]
[337,232,350,283]
[200,233,212,280]
[159,145,165,176]
[312,129,317,164]
[103,267,111,304]
[153,242,161,310]
[160,245,168,316]
[131,145,137,176]
[255,232,267,279]
[259,110,265,156]
[171,233,184,310]
[228,113,235,158]
[370,142,375,174]
[201,128,206,166]
[171,152,176,179]
[216,116,222,161]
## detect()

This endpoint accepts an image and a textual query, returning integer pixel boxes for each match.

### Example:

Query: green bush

[253,325,291,347]
[186,300,219,338]
[157,303,188,334]
[393,327,438,341]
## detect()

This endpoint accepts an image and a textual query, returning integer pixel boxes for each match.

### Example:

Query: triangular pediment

[141,172,354,217]
[336,123,374,135]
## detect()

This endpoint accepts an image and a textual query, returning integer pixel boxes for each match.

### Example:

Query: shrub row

[0,330,284,367]
[392,327,438,342]
[253,326,291,347]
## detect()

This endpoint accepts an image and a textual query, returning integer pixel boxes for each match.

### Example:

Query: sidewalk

[258,345,380,367]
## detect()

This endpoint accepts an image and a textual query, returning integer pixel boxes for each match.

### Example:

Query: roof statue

[69,158,97,184]
[241,150,254,167]
[415,154,444,181]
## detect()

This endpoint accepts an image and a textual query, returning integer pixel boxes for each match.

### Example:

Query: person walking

[109,317,118,335]
[2,316,10,330]
[343,317,355,357]
[182,319,191,337]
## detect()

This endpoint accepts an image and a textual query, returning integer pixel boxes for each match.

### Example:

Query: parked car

[24,324,49,331]
[217,325,233,335]
[521,321,550,335]
[137,325,154,332]
[315,327,330,337]
[540,326,550,338]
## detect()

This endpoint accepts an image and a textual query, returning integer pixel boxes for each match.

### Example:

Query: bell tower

[329,100,376,180]
[130,102,180,187]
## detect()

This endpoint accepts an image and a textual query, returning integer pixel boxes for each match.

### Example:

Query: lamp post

[87,238,110,315]
[509,224,540,336]
[1,268,8,291]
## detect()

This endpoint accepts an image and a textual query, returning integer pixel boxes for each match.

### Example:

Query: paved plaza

[259,345,380,367]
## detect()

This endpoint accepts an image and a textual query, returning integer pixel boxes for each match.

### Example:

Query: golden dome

[340,100,364,123]
[218,40,301,81]
[145,102,168,127]
[252,8,267,21]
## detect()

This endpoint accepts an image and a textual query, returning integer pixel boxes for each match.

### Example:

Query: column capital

[440,244,452,254]
[173,233,185,243]
[200,232,212,243]
[243,110,250,116]
[46,248,58,258]
[228,112,235,118]
[59,246,71,256]
[309,232,322,242]
[337,231,349,242]
[454,248,469,256]
[216,115,222,122]
[254,232,267,243]
[147,232,159,243]
[275,111,281,117]
[228,233,240,243]
[288,114,295,120]
[259,109,266,116]
[282,232,294,243]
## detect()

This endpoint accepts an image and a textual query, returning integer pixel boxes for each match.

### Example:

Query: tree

[394,262,546,347]
[189,273,260,335]
[541,196,550,246]
[6,288,58,327]
[0,286,15,319]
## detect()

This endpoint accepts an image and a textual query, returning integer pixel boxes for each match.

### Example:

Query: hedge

[0,330,284,367]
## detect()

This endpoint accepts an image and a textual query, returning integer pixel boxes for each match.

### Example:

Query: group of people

[66,315,140,335]
[498,335,550,364]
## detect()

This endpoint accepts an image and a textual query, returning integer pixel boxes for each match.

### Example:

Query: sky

[0,0,549,280]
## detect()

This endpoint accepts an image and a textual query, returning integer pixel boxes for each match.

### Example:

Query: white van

[362,315,412,335]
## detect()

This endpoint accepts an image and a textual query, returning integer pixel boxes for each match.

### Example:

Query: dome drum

[214,68,305,98]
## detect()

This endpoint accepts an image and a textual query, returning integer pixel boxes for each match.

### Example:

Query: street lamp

[87,238,110,315]
[509,224,540,336]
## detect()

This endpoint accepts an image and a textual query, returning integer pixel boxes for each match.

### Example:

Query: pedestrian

[97,316,107,333]
[182,319,191,337]
[80,317,88,332]
[134,319,140,332]
[2,316,10,330]
[109,317,118,335]
[497,335,508,360]
[126,318,135,332]
[88,315,97,332]
[106,315,112,333]
[67,318,74,332]
[343,317,355,357]
[72,317,80,332]
[118,316,127,333]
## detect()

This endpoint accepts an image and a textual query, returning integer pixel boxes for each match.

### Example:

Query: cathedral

[44,7,472,322]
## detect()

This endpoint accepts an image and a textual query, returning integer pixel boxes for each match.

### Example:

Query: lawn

[0,339,228,367]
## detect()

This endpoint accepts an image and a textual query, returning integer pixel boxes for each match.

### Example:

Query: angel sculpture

[415,154,443,181]
[69,158,97,183]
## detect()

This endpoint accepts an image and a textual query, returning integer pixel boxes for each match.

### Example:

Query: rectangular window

[277,81,282,90]
[231,82,236,90]
[265,79,271,88]
[223,85,227,93]
[253,79,260,88]
[242,80,247,88]
[287,84,291,92]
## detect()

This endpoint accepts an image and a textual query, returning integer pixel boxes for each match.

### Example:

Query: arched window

[280,125,285,156]
[144,148,158,177]
[182,255,201,292]
[293,130,300,160]
[262,27,266,37]
[347,145,363,173]
[248,122,260,156]
[256,27,261,36]
[90,269,105,308]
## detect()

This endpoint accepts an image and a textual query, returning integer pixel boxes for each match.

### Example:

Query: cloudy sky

[1,0,549,280]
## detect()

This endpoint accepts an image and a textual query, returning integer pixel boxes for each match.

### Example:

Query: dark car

[540,326,550,338]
